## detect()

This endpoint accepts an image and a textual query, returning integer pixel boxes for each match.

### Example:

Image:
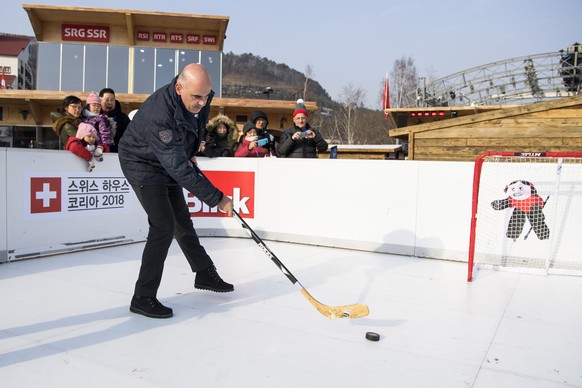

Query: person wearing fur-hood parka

[202,114,239,157]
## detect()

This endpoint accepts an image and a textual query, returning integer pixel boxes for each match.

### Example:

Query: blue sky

[3,0,581,107]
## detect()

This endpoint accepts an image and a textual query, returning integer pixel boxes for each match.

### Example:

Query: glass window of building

[85,45,107,92]
[155,48,176,90]
[61,44,84,91]
[36,126,60,150]
[178,50,200,72]
[0,126,12,147]
[108,46,129,93]
[36,43,60,91]
[202,51,221,98]
[134,47,155,94]
[34,45,226,95]
[12,126,38,148]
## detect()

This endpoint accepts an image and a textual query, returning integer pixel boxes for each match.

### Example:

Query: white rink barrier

[0,148,474,262]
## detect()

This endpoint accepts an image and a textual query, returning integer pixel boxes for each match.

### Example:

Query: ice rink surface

[1,237,581,387]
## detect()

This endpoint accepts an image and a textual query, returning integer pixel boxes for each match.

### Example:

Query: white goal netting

[468,152,582,280]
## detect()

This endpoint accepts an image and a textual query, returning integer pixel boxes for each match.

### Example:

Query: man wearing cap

[278,99,328,158]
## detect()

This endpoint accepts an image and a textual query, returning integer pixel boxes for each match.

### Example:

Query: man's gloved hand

[94,145,104,162]
[87,158,96,172]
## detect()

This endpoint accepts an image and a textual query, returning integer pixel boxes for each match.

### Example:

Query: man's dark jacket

[278,124,328,158]
[118,76,223,207]
[107,100,131,152]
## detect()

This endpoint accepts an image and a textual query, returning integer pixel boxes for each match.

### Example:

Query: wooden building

[0,89,315,135]
[386,95,582,161]
[0,5,317,148]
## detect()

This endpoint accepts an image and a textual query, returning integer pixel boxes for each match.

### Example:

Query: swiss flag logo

[30,177,62,213]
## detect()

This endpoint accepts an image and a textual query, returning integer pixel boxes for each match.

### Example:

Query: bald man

[119,64,234,319]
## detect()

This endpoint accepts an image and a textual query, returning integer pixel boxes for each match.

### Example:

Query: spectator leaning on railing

[234,122,270,158]
[201,114,239,157]
[50,95,83,148]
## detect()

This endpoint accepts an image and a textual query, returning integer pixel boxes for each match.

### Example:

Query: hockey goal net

[468,151,582,281]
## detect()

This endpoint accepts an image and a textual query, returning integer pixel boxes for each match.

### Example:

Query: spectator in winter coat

[202,114,239,157]
[118,63,234,319]
[81,91,114,148]
[278,99,328,158]
[249,110,278,156]
[99,88,130,152]
[234,122,269,158]
[65,122,103,172]
[50,95,83,148]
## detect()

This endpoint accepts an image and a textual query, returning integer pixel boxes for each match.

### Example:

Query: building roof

[0,33,34,56]
[22,4,229,50]
[1,74,16,88]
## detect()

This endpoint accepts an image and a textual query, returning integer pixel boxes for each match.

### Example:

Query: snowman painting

[491,180,550,241]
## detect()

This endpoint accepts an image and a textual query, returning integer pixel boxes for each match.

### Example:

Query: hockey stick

[232,210,369,318]
[193,166,369,318]
[232,210,369,319]
[524,195,550,240]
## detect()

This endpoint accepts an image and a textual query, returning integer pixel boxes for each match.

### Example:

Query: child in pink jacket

[234,122,270,158]
[66,123,109,172]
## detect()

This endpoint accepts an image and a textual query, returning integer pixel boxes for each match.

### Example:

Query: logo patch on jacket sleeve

[159,130,173,144]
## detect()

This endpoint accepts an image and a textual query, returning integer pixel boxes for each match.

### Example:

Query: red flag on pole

[381,75,390,118]
[1,67,6,89]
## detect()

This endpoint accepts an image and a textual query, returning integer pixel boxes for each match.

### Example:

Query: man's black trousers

[131,184,213,297]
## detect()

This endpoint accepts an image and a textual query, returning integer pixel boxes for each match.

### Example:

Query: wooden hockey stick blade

[300,288,369,319]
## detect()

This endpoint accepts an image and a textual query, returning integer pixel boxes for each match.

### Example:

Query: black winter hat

[242,121,256,134]
[250,110,269,127]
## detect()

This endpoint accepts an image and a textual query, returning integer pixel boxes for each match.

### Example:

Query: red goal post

[467,151,582,281]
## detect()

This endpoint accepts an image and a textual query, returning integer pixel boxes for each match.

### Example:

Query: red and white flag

[381,74,390,118]
[1,67,6,89]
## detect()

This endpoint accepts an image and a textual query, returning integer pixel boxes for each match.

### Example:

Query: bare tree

[390,56,418,108]
[303,64,314,100]
[334,84,366,144]
[357,108,393,144]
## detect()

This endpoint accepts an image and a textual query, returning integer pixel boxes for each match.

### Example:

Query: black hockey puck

[365,332,380,341]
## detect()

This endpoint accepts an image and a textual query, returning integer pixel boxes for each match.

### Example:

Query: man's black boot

[195,265,234,292]
[130,296,173,318]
